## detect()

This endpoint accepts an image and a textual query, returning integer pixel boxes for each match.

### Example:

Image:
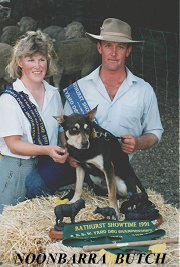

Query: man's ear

[126,45,132,58]
[97,42,102,55]
[86,105,98,121]
[53,115,67,124]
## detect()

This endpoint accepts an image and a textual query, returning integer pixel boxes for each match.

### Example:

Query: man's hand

[121,133,158,154]
[121,134,138,154]
[67,156,79,168]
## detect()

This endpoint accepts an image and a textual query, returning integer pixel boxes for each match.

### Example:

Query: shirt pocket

[118,104,141,133]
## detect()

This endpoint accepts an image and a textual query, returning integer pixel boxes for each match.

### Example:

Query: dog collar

[91,127,123,143]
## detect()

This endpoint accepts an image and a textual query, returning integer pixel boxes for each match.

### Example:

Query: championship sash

[63,82,98,123]
[1,86,49,146]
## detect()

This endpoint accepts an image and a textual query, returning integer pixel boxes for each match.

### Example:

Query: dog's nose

[81,141,89,149]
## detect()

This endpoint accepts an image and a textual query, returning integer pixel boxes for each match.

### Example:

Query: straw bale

[0,196,56,265]
[0,188,179,266]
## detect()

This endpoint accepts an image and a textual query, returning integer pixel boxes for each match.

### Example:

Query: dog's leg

[128,164,146,193]
[115,176,127,197]
[70,166,85,203]
[104,163,120,219]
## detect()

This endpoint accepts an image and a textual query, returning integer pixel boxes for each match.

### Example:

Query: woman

[0,31,75,213]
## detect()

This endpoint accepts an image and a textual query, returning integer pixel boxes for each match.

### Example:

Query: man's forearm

[136,133,158,150]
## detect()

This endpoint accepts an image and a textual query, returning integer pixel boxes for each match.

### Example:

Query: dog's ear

[53,115,67,124]
[86,105,98,121]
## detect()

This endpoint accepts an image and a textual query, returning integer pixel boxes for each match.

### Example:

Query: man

[64,18,163,162]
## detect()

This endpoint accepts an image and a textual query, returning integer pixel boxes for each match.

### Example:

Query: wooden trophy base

[49,228,63,240]
[153,214,163,227]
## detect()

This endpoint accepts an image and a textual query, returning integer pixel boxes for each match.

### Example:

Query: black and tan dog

[55,107,145,219]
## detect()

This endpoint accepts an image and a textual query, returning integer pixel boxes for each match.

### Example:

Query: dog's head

[54,106,97,150]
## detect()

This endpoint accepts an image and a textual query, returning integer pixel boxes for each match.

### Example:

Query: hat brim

[86,32,143,43]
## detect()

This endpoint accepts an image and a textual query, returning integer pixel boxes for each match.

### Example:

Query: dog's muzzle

[81,140,89,149]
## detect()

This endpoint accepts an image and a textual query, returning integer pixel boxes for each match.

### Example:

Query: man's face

[97,41,132,72]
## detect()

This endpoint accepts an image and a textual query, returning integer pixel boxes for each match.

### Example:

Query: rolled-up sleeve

[0,95,23,138]
[141,86,164,141]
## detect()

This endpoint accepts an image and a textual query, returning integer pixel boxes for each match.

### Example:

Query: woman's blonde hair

[6,30,58,79]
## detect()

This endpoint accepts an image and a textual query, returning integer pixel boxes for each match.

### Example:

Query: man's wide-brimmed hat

[86,18,143,43]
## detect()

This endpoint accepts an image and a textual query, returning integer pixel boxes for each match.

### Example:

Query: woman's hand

[4,135,69,163]
[46,146,69,163]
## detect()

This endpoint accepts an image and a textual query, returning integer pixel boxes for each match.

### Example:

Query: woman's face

[18,53,48,83]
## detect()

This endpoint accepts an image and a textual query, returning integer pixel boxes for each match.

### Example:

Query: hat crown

[100,18,132,39]
[85,17,143,43]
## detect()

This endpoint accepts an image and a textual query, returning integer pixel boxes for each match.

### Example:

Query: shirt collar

[125,67,138,86]
[42,80,58,110]
[13,78,58,109]
[13,78,31,95]
[84,65,138,86]
[13,78,57,93]
[84,66,101,82]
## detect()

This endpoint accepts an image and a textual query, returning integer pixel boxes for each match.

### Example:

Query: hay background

[0,188,179,266]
